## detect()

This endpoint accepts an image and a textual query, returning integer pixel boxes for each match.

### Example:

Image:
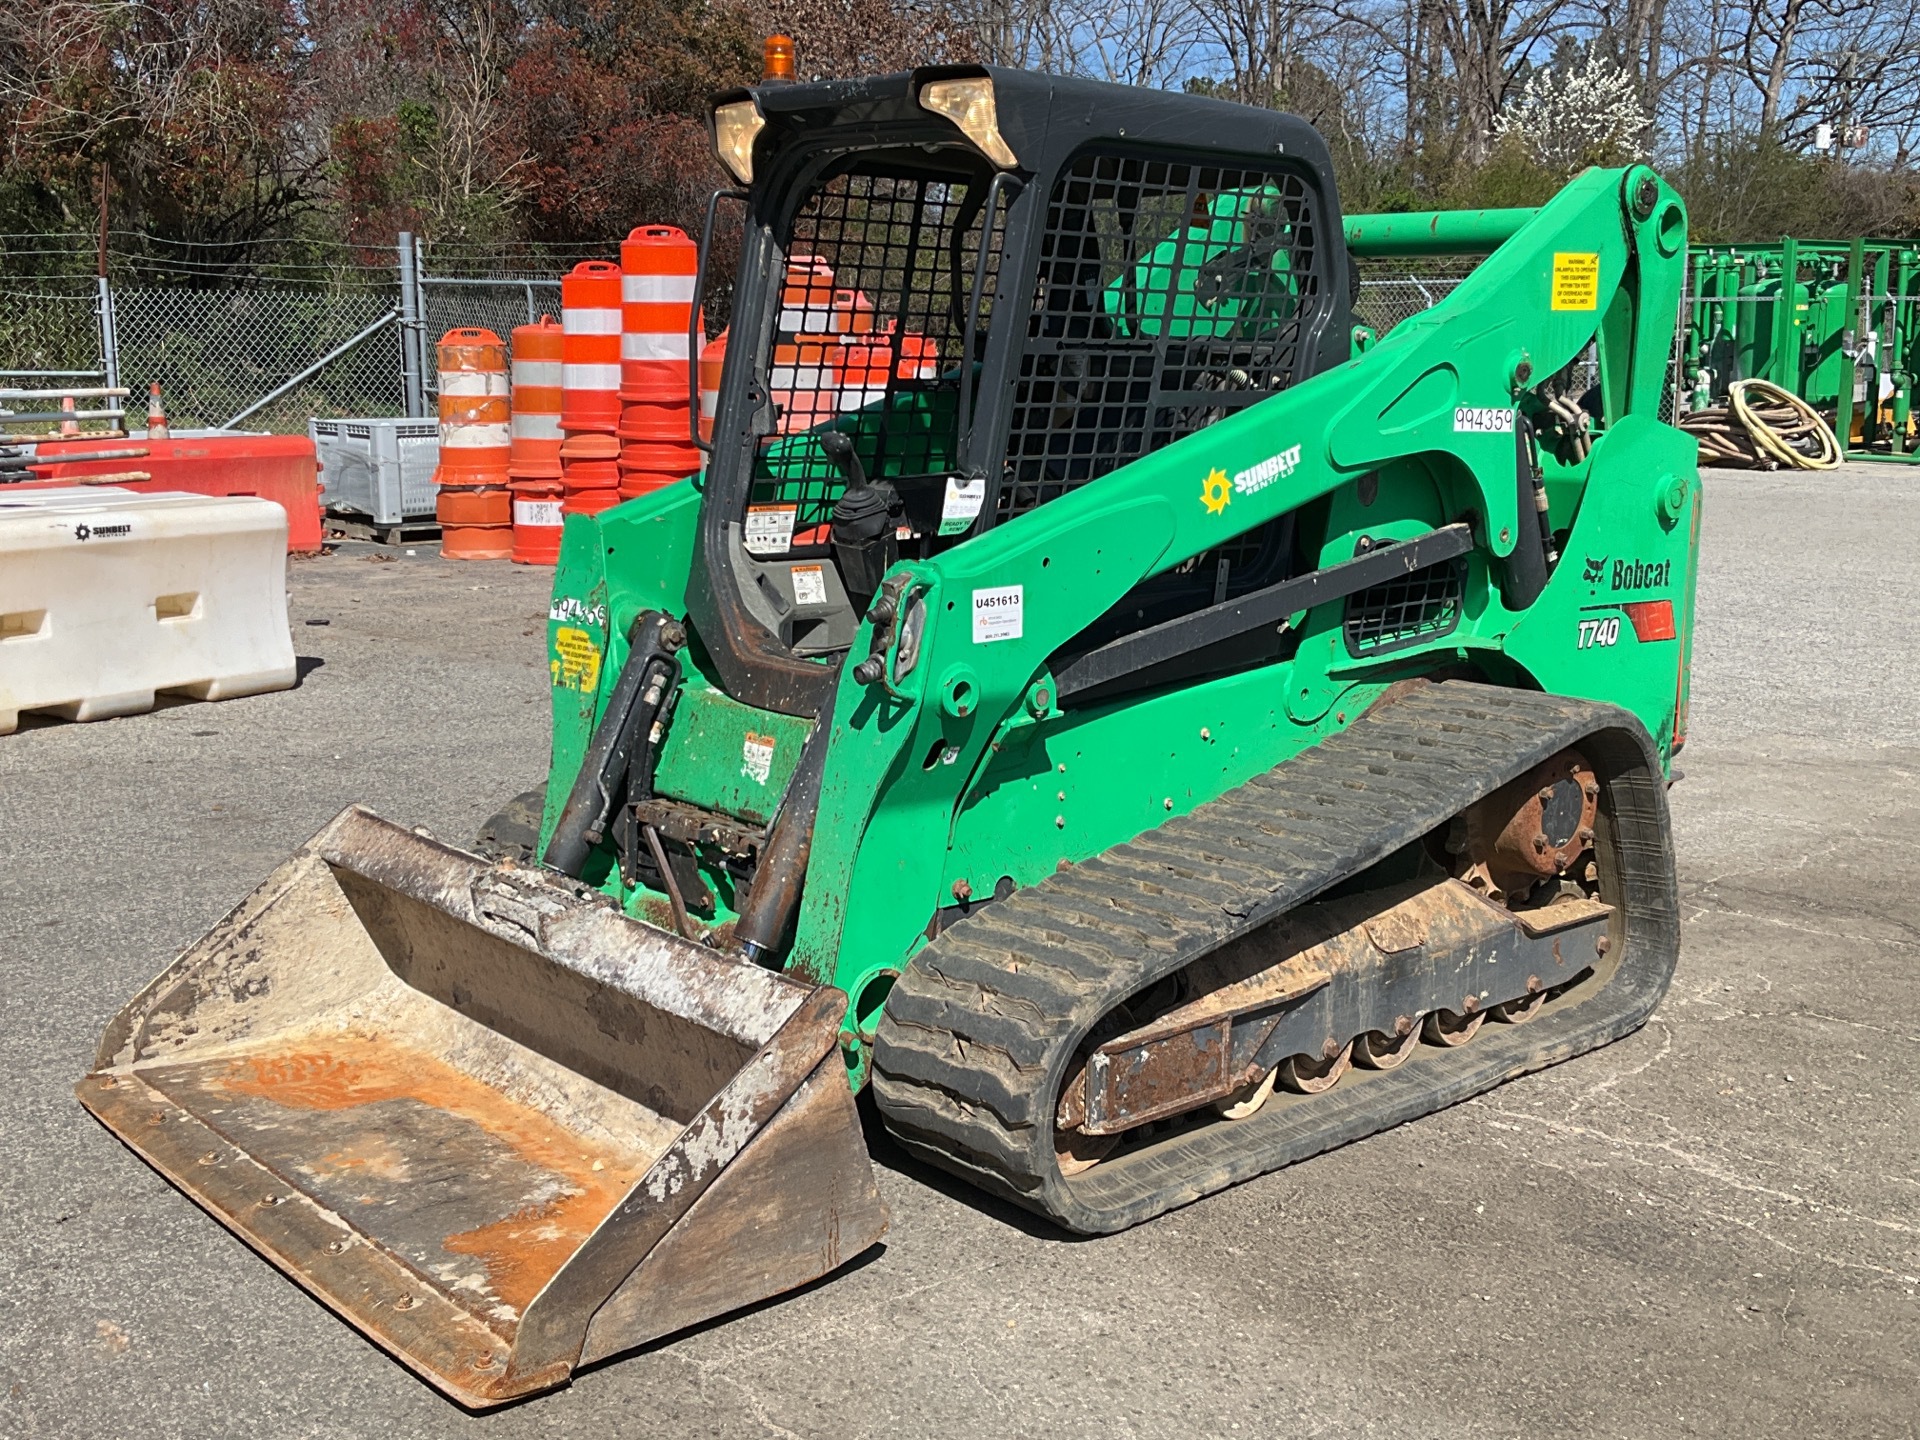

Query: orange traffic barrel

[698,330,727,441]
[770,257,846,434]
[560,425,620,500]
[896,332,940,381]
[510,480,564,565]
[437,484,513,560]
[560,262,622,434]
[837,337,892,414]
[830,288,876,334]
[431,328,511,490]
[616,444,701,500]
[617,400,685,441]
[620,227,698,403]
[778,255,836,335]
[508,316,564,481]
[561,486,623,518]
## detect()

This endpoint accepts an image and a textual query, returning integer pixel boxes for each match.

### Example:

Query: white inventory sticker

[938,474,987,536]
[741,731,776,784]
[514,499,563,527]
[1453,406,1516,434]
[972,584,1023,643]
[744,504,797,556]
[790,563,828,606]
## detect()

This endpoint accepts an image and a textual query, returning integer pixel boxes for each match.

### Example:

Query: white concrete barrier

[0,488,296,733]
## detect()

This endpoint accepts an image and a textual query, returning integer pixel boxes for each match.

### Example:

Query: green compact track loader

[83,64,1700,1406]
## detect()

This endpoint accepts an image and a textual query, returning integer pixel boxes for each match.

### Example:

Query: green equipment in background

[1683,235,1920,463]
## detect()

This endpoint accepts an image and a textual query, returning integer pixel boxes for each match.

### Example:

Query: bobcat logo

[1582,555,1607,585]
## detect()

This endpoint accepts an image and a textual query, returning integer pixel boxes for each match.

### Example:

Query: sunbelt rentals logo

[1201,443,1304,514]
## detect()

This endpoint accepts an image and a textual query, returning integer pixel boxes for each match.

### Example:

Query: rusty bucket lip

[77,1068,546,1408]
[76,804,861,1408]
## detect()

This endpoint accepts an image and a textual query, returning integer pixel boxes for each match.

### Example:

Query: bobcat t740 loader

[81,64,1699,1405]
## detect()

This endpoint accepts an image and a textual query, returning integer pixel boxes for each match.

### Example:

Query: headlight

[712,100,766,185]
[918,78,1018,169]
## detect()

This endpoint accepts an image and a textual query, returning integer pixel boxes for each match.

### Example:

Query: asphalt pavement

[2,464,1916,1438]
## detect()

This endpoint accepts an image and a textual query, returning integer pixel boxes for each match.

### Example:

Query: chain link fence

[1354,260,1476,336]
[0,277,108,377]
[419,279,562,404]
[114,287,404,432]
[0,237,590,435]
[3,236,1678,436]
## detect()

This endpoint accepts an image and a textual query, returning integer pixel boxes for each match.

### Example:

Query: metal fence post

[397,231,426,418]
[414,235,433,406]
[97,276,120,392]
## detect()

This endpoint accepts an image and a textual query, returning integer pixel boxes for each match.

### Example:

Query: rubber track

[870,681,1680,1233]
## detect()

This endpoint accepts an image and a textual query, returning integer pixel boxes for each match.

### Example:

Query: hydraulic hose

[1729,379,1840,469]
[734,683,839,964]
[1681,380,1840,470]
[543,611,686,877]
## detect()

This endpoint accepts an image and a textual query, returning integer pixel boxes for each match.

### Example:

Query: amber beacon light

[762,34,796,83]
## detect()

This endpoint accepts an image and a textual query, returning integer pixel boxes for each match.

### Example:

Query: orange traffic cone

[146,382,170,440]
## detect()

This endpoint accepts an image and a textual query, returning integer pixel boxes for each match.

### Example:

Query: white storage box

[0,488,297,733]
[309,417,440,525]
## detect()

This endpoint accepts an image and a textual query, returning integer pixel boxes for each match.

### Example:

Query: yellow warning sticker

[550,625,603,692]
[1551,252,1601,311]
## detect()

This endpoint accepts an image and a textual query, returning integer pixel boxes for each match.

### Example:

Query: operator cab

[688,61,1354,716]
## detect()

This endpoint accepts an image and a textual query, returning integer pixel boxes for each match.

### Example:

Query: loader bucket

[77,807,887,1407]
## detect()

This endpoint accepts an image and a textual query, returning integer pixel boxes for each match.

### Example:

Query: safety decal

[550,626,603,691]
[742,731,776,785]
[745,504,797,556]
[790,563,828,606]
[1551,252,1601,311]
[1201,468,1232,514]
[972,584,1023,643]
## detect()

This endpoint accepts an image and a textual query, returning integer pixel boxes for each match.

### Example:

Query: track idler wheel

[1212,1067,1277,1120]
[1354,1018,1423,1070]
[1277,1039,1354,1094]
[1056,1125,1118,1176]
[1055,1003,1134,1175]
[1423,1006,1485,1047]
[1454,749,1599,902]
[1491,983,1547,1024]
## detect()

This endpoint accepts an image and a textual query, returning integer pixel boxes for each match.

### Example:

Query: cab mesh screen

[998,151,1321,521]
[755,158,1002,545]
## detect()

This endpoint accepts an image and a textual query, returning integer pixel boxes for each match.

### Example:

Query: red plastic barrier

[20,434,323,553]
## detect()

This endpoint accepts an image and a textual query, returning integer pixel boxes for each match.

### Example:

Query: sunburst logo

[1200,468,1231,514]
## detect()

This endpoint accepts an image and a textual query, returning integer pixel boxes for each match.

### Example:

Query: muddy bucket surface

[77,806,887,1406]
